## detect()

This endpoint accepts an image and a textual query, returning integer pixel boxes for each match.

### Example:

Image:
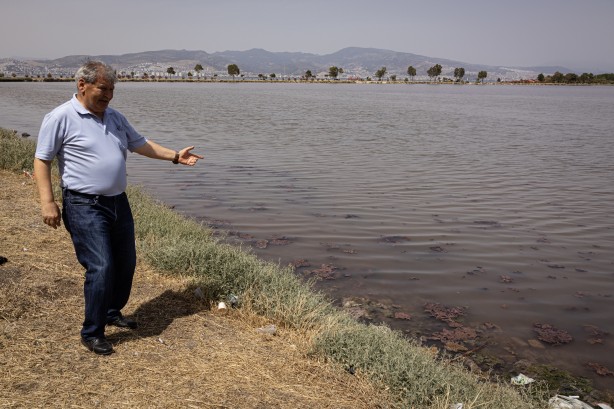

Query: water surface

[2,82,613,390]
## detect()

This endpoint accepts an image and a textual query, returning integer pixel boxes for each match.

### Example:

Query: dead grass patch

[0,170,394,408]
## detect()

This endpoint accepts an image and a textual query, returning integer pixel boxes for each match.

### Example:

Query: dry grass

[0,170,394,408]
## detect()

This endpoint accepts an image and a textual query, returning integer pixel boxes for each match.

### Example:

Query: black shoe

[81,337,113,355]
[108,317,138,329]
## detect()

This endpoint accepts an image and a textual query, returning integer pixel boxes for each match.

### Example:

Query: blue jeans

[62,189,136,340]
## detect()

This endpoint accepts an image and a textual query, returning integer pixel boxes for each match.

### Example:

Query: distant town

[1,47,613,84]
[1,63,612,85]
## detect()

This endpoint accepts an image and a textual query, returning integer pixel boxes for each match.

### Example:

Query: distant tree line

[537,71,614,84]
[121,64,614,85]
[7,62,614,85]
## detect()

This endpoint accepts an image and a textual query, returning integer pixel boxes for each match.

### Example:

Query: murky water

[2,82,613,390]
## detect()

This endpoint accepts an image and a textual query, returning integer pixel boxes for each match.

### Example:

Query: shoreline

[2,76,612,85]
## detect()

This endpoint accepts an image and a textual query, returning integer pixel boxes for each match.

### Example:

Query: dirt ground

[0,170,393,408]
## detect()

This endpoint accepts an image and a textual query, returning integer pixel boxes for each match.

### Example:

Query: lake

[1,81,613,391]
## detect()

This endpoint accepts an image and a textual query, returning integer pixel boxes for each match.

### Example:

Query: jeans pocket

[67,194,98,206]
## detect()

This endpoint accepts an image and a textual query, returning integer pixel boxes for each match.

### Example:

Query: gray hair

[74,60,117,85]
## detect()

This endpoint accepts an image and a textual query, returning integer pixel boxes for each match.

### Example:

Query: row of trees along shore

[2,63,614,84]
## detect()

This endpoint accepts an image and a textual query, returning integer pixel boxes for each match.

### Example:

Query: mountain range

[1,47,573,80]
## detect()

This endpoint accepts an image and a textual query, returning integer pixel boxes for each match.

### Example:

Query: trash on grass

[450,403,463,409]
[256,324,277,335]
[217,301,227,310]
[548,395,594,409]
[228,294,239,308]
[511,373,535,385]
[194,287,204,300]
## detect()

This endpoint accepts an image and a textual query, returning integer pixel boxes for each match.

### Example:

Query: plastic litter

[194,287,204,300]
[217,301,227,310]
[256,324,277,335]
[548,395,594,409]
[511,373,535,385]
[228,294,239,308]
[449,404,463,409]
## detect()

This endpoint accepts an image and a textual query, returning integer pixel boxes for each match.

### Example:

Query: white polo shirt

[35,95,147,196]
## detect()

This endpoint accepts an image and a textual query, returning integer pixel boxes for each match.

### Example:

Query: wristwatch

[172,151,179,164]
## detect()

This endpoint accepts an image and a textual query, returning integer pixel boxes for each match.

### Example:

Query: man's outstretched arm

[133,140,204,166]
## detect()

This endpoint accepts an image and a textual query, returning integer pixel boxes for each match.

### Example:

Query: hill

[1,47,574,81]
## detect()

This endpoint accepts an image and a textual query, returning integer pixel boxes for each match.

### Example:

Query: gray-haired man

[34,61,203,354]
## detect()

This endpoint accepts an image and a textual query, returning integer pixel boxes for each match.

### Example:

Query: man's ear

[77,79,86,93]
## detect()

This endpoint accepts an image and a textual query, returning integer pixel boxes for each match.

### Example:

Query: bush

[0,128,36,172]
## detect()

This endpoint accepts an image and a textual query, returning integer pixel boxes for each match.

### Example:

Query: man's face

[77,76,114,117]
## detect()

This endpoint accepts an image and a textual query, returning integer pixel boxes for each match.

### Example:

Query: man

[34,60,203,355]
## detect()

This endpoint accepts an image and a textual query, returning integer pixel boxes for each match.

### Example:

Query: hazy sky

[2,0,613,72]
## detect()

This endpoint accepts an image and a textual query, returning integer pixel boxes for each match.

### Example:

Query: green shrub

[0,128,36,172]
[315,323,545,408]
